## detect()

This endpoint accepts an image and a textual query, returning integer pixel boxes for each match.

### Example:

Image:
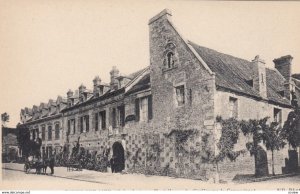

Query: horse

[35,158,53,175]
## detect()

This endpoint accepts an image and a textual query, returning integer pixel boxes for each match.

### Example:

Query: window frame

[41,125,46,141]
[48,125,52,140]
[55,123,60,140]
[99,110,106,130]
[229,97,238,119]
[175,84,186,107]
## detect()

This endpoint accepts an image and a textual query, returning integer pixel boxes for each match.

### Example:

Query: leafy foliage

[1,112,9,126]
[282,102,300,149]
[214,117,245,162]
[263,121,286,175]
[263,122,286,152]
[240,117,269,156]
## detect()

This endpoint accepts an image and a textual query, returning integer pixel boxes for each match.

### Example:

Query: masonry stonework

[19,9,300,182]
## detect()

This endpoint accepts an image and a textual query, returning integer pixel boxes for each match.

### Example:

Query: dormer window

[167,52,174,68]
[278,90,285,97]
[246,79,254,88]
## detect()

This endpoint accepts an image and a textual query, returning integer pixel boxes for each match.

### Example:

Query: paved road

[2,168,102,189]
[1,165,299,190]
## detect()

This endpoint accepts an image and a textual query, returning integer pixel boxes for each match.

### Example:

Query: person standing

[110,156,115,173]
[49,154,55,175]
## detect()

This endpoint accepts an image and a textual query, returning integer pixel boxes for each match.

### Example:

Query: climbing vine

[214,117,245,163]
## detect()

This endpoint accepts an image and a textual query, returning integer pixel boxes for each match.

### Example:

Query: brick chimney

[93,76,102,96]
[252,55,267,98]
[66,89,73,106]
[79,84,86,95]
[79,84,87,102]
[273,55,293,99]
[67,89,74,99]
[273,55,293,81]
[110,66,119,90]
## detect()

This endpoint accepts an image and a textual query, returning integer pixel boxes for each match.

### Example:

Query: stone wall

[215,90,292,181]
[148,10,217,180]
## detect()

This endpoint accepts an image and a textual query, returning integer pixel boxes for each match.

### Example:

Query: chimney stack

[252,55,267,98]
[273,55,293,100]
[93,76,102,96]
[273,55,293,81]
[67,89,74,99]
[110,66,119,90]
[79,84,86,95]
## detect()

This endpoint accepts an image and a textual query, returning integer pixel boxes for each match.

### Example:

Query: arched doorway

[112,141,125,173]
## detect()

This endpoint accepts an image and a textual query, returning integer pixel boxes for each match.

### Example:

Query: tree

[16,126,31,157]
[240,117,269,177]
[282,91,300,149]
[263,122,286,175]
[1,112,10,127]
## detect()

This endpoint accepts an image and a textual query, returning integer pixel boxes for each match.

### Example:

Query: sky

[1,0,300,128]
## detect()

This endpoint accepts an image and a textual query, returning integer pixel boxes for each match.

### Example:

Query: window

[85,115,89,132]
[72,119,76,134]
[32,130,36,140]
[167,52,174,68]
[118,105,125,127]
[95,113,99,131]
[246,79,254,88]
[274,108,282,124]
[55,123,60,139]
[112,108,117,129]
[67,120,71,135]
[261,73,264,85]
[140,97,148,122]
[175,85,185,106]
[278,91,285,97]
[135,95,153,122]
[99,111,106,130]
[42,126,45,140]
[80,117,83,133]
[48,125,52,140]
[36,128,39,138]
[229,97,238,118]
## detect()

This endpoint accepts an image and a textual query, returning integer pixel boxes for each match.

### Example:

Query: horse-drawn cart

[24,156,45,174]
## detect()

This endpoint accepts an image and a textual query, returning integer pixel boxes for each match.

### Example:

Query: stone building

[20,96,67,158]
[19,9,300,181]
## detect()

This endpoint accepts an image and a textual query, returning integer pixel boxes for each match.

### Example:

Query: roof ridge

[188,41,251,64]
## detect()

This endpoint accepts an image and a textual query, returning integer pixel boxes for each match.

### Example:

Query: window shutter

[67,120,71,135]
[95,113,99,131]
[86,115,89,132]
[73,119,76,134]
[102,111,106,129]
[80,117,83,133]
[135,98,140,121]
[112,108,116,128]
[148,95,153,120]
[121,106,125,127]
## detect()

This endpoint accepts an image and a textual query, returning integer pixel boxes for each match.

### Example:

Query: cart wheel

[24,164,29,174]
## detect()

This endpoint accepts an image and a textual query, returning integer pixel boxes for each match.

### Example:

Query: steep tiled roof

[127,67,148,79]
[189,41,291,106]
[126,72,150,95]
